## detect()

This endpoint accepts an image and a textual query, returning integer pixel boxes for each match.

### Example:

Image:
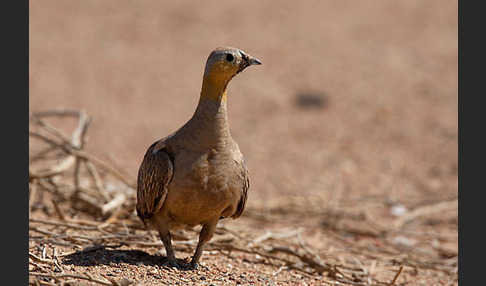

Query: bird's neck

[188,76,231,145]
[199,76,229,102]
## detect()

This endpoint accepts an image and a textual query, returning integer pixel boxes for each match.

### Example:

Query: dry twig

[394,200,458,229]
[387,266,404,286]
[30,272,114,286]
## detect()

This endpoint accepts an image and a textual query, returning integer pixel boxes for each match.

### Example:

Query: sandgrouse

[136,47,261,269]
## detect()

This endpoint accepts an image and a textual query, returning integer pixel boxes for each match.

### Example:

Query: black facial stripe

[241,53,249,63]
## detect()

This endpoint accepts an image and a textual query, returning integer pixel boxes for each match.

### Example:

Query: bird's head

[203,47,262,84]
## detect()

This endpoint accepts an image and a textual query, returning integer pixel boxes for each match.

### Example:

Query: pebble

[390,204,408,217]
[392,236,416,247]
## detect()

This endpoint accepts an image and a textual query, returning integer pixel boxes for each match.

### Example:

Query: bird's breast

[160,147,244,226]
[171,148,237,190]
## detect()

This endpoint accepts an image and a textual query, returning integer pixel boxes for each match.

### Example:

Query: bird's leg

[189,220,217,269]
[158,228,178,268]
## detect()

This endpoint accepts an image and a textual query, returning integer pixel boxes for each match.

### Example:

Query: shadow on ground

[62,245,190,269]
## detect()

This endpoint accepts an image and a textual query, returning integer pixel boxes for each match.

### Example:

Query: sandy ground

[29,1,457,285]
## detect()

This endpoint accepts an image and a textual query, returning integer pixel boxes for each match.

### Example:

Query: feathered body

[136,47,260,268]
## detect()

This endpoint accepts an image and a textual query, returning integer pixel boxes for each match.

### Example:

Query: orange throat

[200,74,229,102]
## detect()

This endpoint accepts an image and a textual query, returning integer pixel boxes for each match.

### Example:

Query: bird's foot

[185,259,208,270]
[187,261,199,270]
[164,258,180,269]
[185,260,209,271]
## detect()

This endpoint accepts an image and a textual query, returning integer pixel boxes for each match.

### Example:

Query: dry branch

[387,266,404,286]
[29,253,55,265]
[30,110,134,187]
[102,193,127,215]
[30,272,114,286]
[394,200,458,229]
[86,160,110,201]
[31,109,85,118]
[29,109,136,222]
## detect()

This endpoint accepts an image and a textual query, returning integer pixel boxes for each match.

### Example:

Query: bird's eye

[225,54,234,62]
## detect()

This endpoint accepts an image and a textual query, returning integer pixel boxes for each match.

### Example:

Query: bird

[136,47,261,269]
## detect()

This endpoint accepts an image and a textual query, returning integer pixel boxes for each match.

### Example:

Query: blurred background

[30,0,457,209]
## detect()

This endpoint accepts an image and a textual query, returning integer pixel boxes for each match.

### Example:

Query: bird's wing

[136,139,174,221]
[232,158,249,219]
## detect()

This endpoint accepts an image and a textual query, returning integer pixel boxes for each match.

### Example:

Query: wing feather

[232,159,249,219]
[136,140,174,222]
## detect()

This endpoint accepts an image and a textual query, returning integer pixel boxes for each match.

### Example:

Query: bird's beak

[238,51,262,72]
[248,56,262,66]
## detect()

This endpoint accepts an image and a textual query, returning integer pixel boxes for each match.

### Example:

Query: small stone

[392,236,416,247]
[390,204,408,217]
